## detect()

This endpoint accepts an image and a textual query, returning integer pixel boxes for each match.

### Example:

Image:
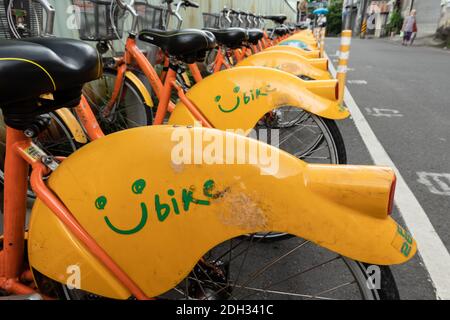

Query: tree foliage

[386,9,403,35]
[327,0,344,36]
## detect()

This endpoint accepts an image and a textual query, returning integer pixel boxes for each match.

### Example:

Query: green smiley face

[95,179,149,236]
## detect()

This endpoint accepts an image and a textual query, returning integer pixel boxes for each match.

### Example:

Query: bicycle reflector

[335,82,339,100]
[388,174,397,216]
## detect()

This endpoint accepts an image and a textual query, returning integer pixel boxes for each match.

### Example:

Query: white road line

[365,108,404,117]
[327,52,450,300]
[417,172,450,196]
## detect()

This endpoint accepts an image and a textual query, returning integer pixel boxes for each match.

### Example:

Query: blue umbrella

[313,8,329,15]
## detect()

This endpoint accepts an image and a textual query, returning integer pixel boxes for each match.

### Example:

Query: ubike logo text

[95,179,221,236]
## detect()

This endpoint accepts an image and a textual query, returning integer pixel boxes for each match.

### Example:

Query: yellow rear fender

[284,34,319,46]
[301,79,339,101]
[28,126,416,299]
[295,30,316,41]
[268,50,329,71]
[169,67,348,131]
[279,39,317,51]
[265,45,320,58]
[125,71,154,108]
[236,51,332,80]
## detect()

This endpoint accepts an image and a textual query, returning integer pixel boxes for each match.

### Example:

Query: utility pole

[343,0,353,30]
[357,0,370,35]
[297,1,302,23]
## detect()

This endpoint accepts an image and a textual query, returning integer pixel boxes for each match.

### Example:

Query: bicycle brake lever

[182,0,199,8]
[116,0,135,9]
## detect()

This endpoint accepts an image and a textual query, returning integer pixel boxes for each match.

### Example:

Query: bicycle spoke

[212,233,273,264]
[231,285,338,300]
[190,268,208,299]
[232,240,311,296]
[295,138,327,159]
[229,235,255,296]
[238,255,341,300]
[305,281,357,300]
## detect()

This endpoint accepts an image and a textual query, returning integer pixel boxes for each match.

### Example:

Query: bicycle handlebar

[114,0,138,34]
[116,0,135,9]
[165,0,199,30]
[179,0,199,8]
[174,0,199,10]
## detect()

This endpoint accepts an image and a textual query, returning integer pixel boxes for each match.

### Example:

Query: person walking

[402,9,417,46]
[410,15,418,45]
[317,14,327,28]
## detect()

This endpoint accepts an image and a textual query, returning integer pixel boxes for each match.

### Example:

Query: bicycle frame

[0,127,149,299]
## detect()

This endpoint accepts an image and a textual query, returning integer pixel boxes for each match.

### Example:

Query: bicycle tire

[33,241,399,300]
[82,68,153,136]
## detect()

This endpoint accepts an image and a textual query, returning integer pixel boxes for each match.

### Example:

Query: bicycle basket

[219,14,234,28]
[134,1,166,31]
[0,0,43,39]
[230,13,241,28]
[72,0,125,41]
[240,14,250,28]
[202,12,219,29]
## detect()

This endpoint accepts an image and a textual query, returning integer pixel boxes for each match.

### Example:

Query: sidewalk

[384,34,449,49]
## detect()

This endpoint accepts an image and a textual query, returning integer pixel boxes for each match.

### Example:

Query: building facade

[403,0,442,37]
[48,0,299,38]
[343,0,448,39]
[437,0,450,40]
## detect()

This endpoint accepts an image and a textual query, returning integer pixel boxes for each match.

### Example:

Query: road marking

[340,51,350,60]
[347,68,355,72]
[348,80,368,85]
[327,52,450,300]
[417,172,450,196]
[337,65,347,73]
[365,108,404,117]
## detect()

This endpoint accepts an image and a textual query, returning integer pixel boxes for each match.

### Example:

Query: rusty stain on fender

[218,192,268,230]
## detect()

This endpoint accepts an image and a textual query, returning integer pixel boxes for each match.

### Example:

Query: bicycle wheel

[261,108,347,165]
[0,111,81,198]
[82,68,152,136]
[35,234,399,300]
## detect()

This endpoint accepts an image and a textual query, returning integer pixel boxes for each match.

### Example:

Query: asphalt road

[326,37,450,300]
